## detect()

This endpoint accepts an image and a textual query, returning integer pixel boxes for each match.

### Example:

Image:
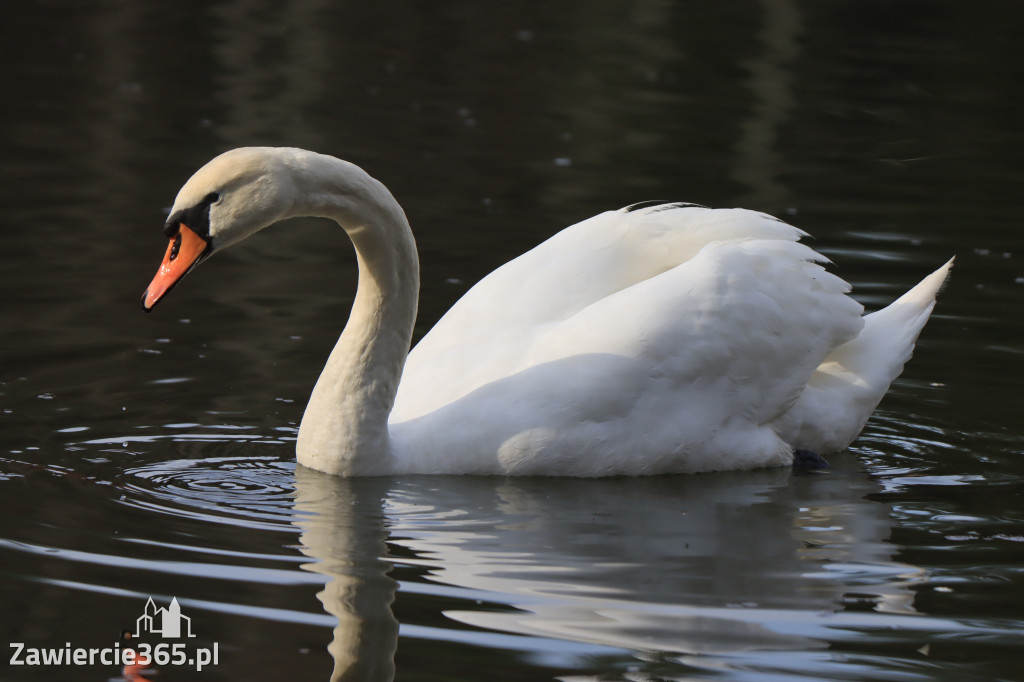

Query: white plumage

[143,148,952,477]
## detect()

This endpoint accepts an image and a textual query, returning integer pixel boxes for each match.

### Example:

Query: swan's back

[394,204,859,422]
[413,204,811,344]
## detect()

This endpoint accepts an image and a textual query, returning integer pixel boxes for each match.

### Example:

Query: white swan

[142,147,952,477]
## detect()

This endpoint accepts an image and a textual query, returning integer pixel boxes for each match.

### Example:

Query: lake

[2,1,1022,680]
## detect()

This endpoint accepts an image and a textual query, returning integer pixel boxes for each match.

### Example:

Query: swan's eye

[204,192,221,205]
[169,231,183,261]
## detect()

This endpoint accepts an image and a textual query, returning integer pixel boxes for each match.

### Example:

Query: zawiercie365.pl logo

[9,596,219,673]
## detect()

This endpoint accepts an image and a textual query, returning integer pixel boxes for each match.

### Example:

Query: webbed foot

[792,449,830,470]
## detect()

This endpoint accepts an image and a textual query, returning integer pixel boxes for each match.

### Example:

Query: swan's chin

[142,223,211,311]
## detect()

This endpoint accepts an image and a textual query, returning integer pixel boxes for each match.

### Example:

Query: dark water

[2,1,1023,680]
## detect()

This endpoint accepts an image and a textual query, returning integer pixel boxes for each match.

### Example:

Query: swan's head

[141,147,302,311]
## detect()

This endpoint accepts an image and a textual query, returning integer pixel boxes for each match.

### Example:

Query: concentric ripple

[62,422,303,532]
[117,455,298,532]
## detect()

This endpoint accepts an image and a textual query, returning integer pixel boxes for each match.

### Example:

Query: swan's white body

[145,147,952,477]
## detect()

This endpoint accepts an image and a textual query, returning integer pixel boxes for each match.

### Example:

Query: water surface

[2,1,1023,680]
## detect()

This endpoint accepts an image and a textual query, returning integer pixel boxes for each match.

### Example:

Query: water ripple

[116,454,298,532]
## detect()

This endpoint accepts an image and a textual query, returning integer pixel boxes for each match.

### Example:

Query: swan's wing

[392,205,861,429]
[536,236,864,427]
[414,204,804,347]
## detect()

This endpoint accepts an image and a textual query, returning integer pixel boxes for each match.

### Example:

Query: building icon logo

[135,597,195,638]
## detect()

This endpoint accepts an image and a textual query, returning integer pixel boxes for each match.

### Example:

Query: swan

[141,147,952,477]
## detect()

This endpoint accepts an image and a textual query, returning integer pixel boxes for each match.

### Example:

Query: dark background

[1,1,1022,680]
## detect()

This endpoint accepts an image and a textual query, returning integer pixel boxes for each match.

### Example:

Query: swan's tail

[782,257,954,453]
[845,256,954,388]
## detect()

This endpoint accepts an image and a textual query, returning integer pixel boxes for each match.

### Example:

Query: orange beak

[141,224,211,311]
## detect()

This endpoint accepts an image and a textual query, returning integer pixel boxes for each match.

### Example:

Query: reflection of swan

[385,468,920,656]
[294,468,397,681]
[292,464,922,677]
[142,147,951,476]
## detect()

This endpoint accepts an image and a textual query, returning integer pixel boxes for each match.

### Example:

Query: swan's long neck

[287,153,418,475]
